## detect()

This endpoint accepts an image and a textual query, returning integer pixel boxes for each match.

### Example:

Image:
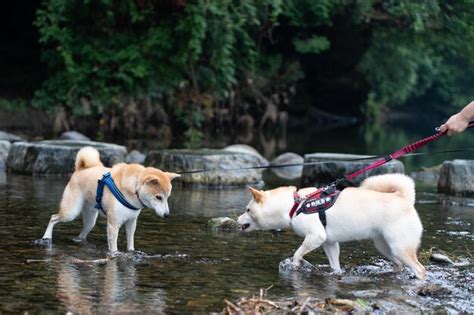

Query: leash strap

[95,172,141,212]
[345,122,474,181]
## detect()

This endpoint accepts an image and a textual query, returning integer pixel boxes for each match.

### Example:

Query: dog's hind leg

[323,242,341,272]
[373,236,403,272]
[41,185,84,240]
[390,246,426,279]
[293,232,327,266]
[42,214,61,240]
[74,208,98,242]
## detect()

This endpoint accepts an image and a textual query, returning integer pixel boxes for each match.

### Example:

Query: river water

[0,169,472,313]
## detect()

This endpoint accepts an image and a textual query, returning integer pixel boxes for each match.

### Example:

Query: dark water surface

[0,172,473,313]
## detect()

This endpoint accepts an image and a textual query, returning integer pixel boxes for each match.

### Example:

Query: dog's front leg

[107,221,119,254]
[293,233,326,266]
[125,218,137,251]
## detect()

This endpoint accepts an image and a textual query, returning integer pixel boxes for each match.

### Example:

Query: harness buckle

[293,192,304,204]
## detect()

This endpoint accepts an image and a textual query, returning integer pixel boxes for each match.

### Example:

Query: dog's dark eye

[156,195,163,201]
[246,208,250,213]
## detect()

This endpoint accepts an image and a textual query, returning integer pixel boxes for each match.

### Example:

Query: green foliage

[31,0,474,141]
[293,35,330,54]
[0,98,28,113]
[358,0,474,116]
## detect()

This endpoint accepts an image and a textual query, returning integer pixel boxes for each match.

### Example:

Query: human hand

[439,113,470,136]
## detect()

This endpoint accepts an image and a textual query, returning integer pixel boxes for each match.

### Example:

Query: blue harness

[95,172,144,214]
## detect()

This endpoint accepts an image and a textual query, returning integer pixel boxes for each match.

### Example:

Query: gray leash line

[177,148,474,175]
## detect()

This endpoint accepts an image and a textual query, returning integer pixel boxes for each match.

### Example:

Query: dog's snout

[164,213,169,218]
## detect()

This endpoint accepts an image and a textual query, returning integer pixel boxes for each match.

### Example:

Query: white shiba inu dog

[40,146,180,253]
[237,173,426,279]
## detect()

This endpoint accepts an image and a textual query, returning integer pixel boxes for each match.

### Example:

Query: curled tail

[360,173,415,205]
[75,146,103,171]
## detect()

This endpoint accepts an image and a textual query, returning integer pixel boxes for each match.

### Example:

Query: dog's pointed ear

[165,172,180,181]
[248,187,265,204]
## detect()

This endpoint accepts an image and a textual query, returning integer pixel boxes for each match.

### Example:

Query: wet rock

[325,298,371,312]
[223,144,268,166]
[7,140,126,175]
[279,257,315,273]
[417,284,452,297]
[438,160,474,197]
[301,153,405,187]
[0,130,24,142]
[263,152,303,186]
[0,140,11,170]
[145,149,264,187]
[59,131,90,141]
[441,196,474,207]
[430,251,455,265]
[125,150,146,164]
[410,165,441,185]
[206,217,240,231]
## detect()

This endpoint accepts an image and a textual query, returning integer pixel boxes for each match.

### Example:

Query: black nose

[164,213,169,218]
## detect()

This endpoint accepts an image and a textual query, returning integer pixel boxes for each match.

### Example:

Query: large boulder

[438,160,474,197]
[7,140,127,175]
[60,131,90,141]
[0,130,24,142]
[125,150,146,164]
[410,165,441,186]
[263,152,304,186]
[145,149,264,187]
[301,153,405,187]
[223,144,268,166]
[0,140,11,170]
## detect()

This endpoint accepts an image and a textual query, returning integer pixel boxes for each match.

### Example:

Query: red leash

[345,122,474,181]
[289,122,474,219]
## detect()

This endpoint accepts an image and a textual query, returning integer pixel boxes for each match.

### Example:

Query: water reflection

[56,258,166,314]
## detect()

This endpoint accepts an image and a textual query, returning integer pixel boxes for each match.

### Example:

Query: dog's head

[237,187,265,232]
[137,168,180,218]
[237,187,291,232]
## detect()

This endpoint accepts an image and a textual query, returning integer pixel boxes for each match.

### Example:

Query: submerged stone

[206,217,240,231]
[145,149,264,187]
[279,257,315,273]
[301,153,405,187]
[7,140,126,175]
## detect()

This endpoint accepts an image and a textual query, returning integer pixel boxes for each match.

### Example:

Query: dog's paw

[329,269,344,276]
[108,251,122,258]
[72,237,87,244]
[33,238,52,246]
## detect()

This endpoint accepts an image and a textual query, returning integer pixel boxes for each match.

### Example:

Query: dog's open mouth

[241,223,250,231]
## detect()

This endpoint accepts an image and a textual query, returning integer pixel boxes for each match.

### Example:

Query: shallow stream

[0,172,472,313]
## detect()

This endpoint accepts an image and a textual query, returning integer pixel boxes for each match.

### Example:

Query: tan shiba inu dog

[40,146,180,253]
[237,173,426,279]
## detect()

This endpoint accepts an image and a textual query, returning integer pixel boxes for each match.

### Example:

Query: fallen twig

[26,257,111,264]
